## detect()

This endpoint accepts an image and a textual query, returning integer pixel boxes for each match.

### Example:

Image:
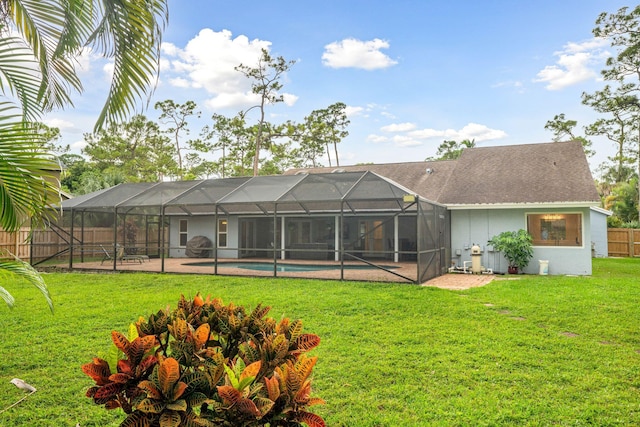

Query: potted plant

[487,229,534,274]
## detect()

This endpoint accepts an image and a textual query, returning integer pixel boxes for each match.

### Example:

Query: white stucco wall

[589,207,610,258]
[450,207,593,275]
[168,216,238,258]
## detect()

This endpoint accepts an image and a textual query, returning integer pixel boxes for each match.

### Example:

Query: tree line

[544,6,640,227]
[429,6,640,228]
[54,49,349,195]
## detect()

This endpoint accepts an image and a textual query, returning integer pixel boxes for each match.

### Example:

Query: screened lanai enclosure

[35,172,450,283]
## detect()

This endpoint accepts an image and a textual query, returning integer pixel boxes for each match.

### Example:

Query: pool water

[185,261,397,272]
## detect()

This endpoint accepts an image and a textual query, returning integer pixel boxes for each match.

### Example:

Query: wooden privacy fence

[608,228,640,257]
[0,228,32,259]
[1,227,116,261]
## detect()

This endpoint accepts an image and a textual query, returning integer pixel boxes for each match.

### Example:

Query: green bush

[82,294,324,427]
[487,229,534,271]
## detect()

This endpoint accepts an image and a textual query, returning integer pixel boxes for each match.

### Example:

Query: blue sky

[46,0,632,172]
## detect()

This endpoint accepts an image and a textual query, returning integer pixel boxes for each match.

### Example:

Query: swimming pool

[184,261,397,272]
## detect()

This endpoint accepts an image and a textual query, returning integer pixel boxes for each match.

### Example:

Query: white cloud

[407,123,507,142]
[392,135,422,147]
[344,105,365,117]
[44,118,75,131]
[322,38,397,70]
[366,134,388,143]
[170,77,191,88]
[368,119,506,150]
[75,48,94,75]
[71,139,87,151]
[282,93,299,106]
[534,38,610,90]
[381,122,416,132]
[456,123,507,141]
[491,80,524,91]
[204,91,259,110]
[160,28,298,110]
[102,62,114,81]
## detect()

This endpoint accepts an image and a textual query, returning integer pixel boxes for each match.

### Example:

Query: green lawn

[1,258,640,426]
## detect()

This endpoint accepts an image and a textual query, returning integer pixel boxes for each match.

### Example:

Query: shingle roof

[285,140,600,206]
[284,160,457,202]
[438,140,600,205]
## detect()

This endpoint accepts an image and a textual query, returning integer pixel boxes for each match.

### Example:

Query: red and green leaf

[158,358,181,398]
[159,410,181,427]
[137,398,165,414]
[217,385,242,405]
[240,360,261,382]
[294,334,321,352]
[236,398,261,417]
[193,323,210,349]
[138,380,162,400]
[295,355,318,383]
[121,411,153,427]
[263,376,280,402]
[82,358,112,385]
[254,396,275,416]
[111,331,131,354]
[297,411,326,427]
[93,382,123,400]
[166,398,187,412]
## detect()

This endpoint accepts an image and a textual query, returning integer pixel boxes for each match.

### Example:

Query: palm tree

[0,0,168,310]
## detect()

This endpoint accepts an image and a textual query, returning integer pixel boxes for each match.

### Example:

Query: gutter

[444,201,600,210]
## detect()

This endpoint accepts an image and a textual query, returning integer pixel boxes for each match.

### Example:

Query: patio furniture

[100,245,147,264]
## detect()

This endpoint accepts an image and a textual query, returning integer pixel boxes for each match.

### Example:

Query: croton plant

[82,294,324,427]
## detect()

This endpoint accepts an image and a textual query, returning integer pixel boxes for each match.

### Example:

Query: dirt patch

[421,273,495,290]
[561,332,579,338]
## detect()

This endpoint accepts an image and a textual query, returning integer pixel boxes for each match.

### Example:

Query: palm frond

[0,253,53,312]
[0,285,16,308]
[10,0,82,113]
[89,0,168,129]
[0,36,44,120]
[0,110,62,231]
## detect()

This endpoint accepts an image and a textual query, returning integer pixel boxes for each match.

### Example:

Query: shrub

[487,229,534,271]
[82,294,324,427]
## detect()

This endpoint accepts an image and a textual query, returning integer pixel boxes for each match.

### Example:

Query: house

[52,140,601,281]
[285,140,602,275]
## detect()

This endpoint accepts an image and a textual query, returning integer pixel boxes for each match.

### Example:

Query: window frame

[179,219,188,247]
[218,218,228,248]
[526,212,583,248]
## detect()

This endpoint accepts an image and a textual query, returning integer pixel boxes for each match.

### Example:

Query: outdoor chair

[100,244,147,264]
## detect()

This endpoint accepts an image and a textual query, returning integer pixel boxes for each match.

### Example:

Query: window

[527,213,582,247]
[218,219,228,248]
[179,219,188,247]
